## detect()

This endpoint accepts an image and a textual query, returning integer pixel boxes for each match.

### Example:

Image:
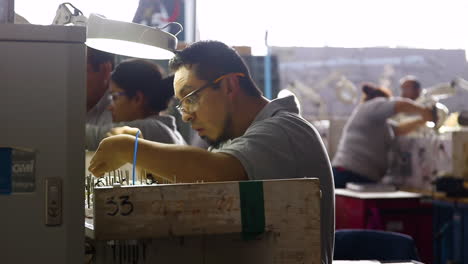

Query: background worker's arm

[394,99,433,120]
[392,99,435,136]
[393,119,426,136]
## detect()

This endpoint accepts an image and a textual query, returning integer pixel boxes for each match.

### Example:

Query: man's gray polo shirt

[210,95,335,264]
[87,90,112,126]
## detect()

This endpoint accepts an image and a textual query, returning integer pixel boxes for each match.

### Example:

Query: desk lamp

[53,3,182,60]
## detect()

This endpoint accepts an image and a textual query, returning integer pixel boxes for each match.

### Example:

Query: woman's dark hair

[168,40,262,97]
[361,82,392,102]
[111,59,174,113]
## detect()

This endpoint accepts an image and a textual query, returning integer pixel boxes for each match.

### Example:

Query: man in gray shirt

[88,40,335,264]
[210,95,335,264]
[86,47,114,126]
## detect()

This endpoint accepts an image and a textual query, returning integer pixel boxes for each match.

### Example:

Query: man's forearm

[120,137,248,183]
[394,119,426,136]
[394,100,424,115]
[394,100,432,121]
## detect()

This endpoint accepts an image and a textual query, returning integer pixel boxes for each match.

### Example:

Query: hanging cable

[132,130,141,185]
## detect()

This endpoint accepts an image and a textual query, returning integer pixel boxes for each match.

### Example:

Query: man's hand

[106,126,143,138]
[421,106,436,122]
[88,134,134,177]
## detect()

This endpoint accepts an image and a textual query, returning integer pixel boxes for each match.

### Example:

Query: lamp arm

[53,2,87,26]
[159,22,183,37]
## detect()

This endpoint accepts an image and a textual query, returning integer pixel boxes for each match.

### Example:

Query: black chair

[334,229,420,261]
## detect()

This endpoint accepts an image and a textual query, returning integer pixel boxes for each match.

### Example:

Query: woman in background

[332,83,434,188]
[86,59,185,150]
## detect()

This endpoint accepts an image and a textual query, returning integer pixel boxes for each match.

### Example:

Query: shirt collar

[253,95,300,123]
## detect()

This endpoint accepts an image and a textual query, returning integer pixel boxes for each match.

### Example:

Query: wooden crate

[453,130,468,179]
[86,178,321,264]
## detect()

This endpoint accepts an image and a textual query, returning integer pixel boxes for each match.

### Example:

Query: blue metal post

[264,31,272,99]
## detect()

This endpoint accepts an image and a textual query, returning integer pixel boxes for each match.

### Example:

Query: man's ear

[134,91,145,106]
[225,75,241,96]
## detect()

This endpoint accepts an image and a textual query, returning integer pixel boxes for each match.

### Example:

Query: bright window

[197,0,468,56]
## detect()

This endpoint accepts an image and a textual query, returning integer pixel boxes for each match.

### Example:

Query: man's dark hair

[400,75,421,91]
[87,47,115,72]
[168,40,262,97]
[111,59,174,113]
[406,80,421,91]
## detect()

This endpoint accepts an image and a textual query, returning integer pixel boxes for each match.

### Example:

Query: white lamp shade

[86,13,177,60]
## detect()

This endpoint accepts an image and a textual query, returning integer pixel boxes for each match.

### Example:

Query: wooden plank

[91,178,321,264]
[453,130,468,179]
